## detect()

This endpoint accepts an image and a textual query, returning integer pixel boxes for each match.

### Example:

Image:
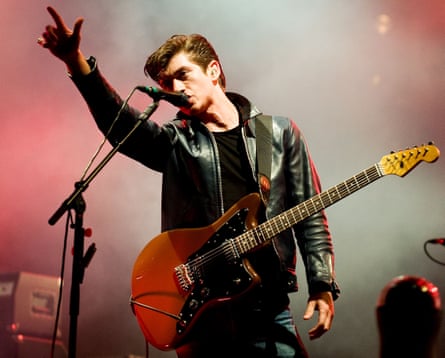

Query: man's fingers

[72,18,84,37]
[308,324,328,340]
[303,300,315,320]
[44,25,57,40]
[307,311,330,339]
[47,6,67,30]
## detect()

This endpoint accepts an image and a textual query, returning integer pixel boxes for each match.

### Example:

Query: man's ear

[207,60,220,80]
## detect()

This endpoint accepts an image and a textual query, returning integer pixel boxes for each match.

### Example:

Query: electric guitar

[130,143,439,350]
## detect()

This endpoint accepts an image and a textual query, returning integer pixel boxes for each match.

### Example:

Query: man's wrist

[309,281,340,300]
[66,50,91,76]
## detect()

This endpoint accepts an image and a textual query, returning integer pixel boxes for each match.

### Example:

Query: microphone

[427,238,445,246]
[136,86,190,107]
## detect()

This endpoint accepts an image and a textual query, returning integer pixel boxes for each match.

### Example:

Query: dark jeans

[176,295,309,358]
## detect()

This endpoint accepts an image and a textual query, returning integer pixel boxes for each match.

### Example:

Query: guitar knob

[177,320,188,333]
[200,287,210,298]
[189,299,199,310]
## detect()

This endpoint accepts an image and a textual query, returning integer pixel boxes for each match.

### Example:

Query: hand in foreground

[303,291,335,340]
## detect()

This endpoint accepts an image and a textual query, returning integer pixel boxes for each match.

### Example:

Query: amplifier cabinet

[0,272,61,338]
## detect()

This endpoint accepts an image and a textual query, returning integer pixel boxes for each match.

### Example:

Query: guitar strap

[255,114,273,205]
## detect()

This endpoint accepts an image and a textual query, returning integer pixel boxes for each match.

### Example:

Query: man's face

[159,52,217,116]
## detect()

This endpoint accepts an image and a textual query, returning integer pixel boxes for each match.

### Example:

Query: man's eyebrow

[160,66,188,81]
[172,66,190,76]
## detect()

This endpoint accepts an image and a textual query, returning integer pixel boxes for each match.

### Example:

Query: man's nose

[172,79,185,92]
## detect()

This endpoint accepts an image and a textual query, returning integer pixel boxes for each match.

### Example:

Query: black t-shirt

[213,125,257,211]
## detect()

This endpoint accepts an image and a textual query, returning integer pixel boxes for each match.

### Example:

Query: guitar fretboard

[233,163,384,254]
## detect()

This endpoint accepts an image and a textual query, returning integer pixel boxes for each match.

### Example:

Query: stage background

[1,0,444,357]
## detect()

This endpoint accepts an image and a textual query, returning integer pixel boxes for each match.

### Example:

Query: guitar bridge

[174,263,193,294]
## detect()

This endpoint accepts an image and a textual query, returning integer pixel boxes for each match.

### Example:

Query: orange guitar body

[131,193,262,350]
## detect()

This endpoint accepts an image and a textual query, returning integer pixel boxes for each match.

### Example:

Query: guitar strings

[183,164,383,285]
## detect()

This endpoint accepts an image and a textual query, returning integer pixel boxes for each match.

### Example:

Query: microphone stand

[48,101,160,358]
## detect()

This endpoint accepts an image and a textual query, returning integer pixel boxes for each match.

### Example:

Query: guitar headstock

[380,142,440,177]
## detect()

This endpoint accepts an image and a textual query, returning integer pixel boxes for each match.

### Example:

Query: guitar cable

[423,238,445,265]
[51,210,72,358]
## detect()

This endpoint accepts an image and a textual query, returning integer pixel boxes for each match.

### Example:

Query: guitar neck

[235,163,384,253]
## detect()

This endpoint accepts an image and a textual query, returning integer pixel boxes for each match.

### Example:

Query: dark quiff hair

[144,34,226,90]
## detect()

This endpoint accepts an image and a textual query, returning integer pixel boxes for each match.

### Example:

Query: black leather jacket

[72,57,339,299]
